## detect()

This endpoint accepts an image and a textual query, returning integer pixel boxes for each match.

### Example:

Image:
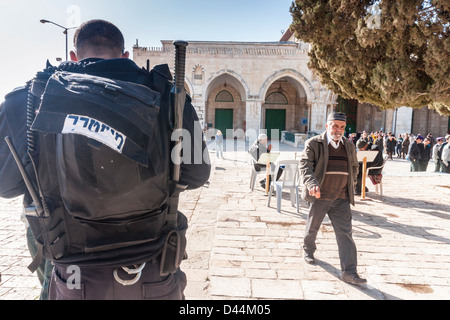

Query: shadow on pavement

[314,259,402,300]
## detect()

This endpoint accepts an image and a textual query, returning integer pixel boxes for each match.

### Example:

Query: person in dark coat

[386,134,397,160]
[408,135,423,172]
[419,137,432,171]
[248,133,282,189]
[401,133,410,159]
[355,139,383,195]
[299,112,366,285]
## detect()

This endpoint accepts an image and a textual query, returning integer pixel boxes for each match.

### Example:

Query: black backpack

[23,62,186,271]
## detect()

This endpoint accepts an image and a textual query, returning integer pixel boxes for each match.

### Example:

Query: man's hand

[309,186,321,199]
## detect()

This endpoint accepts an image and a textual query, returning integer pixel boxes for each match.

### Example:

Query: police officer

[0,19,210,299]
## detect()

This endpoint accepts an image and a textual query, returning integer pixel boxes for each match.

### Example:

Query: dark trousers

[303,198,358,275]
[410,159,420,172]
[254,164,283,186]
[49,258,187,300]
[434,159,442,172]
[419,160,429,172]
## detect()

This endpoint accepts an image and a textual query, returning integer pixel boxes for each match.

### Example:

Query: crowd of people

[349,130,450,173]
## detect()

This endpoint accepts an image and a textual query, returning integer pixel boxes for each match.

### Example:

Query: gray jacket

[299,131,359,205]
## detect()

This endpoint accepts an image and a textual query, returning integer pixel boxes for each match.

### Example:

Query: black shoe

[304,252,315,265]
[342,273,367,285]
[355,187,368,196]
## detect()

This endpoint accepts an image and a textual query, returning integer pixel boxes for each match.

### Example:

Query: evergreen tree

[290,0,450,115]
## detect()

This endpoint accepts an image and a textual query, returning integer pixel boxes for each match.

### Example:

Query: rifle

[4,136,48,217]
[160,40,189,276]
[5,136,54,272]
[171,40,188,183]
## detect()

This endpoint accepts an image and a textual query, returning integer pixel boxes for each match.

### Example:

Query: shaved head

[72,19,126,60]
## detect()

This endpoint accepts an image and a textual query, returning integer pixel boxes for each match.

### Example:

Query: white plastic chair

[249,156,268,191]
[367,155,388,197]
[267,160,300,213]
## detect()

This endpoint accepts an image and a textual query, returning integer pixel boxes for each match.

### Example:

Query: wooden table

[356,151,378,200]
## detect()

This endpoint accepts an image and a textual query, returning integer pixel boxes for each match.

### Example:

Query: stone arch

[259,69,314,102]
[203,70,247,139]
[204,69,249,101]
[260,69,313,135]
[192,64,205,73]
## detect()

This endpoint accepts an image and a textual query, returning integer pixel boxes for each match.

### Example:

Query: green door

[215,109,233,138]
[336,96,358,134]
[265,109,286,140]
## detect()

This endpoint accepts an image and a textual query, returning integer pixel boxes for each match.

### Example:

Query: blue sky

[0,0,294,99]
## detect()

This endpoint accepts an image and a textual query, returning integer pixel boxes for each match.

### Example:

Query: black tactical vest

[25,60,187,270]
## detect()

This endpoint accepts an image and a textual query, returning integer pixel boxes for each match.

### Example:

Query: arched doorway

[205,72,246,139]
[262,77,308,139]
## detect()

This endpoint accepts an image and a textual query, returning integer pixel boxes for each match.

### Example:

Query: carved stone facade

[133,37,338,141]
[133,32,449,140]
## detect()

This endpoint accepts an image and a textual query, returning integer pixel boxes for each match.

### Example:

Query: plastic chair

[249,156,269,191]
[367,155,388,197]
[267,160,300,213]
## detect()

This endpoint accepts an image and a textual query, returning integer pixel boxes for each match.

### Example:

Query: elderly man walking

[299,112,366,285]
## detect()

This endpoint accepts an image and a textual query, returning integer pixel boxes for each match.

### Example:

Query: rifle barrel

[4,136,43,214]
[172,41,188,183]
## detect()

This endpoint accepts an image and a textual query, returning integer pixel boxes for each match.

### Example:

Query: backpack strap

[150,64,173,92]
[27,241,44,273]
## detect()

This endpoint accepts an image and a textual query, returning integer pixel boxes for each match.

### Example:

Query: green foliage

[289,0,450,115]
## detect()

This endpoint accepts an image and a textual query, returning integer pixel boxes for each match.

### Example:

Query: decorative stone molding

[134,46,308,56]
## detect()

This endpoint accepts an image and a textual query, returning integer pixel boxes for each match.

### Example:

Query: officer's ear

[121,51,130,59]
[70,51,78,62]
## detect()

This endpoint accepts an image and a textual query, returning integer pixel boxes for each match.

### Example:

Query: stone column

[309,102,328,134]
[395,107,413,134]
[245,99,263,142]
[191,97,205,123]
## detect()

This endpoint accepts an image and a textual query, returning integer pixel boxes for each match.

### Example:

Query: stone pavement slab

[1,142,449,300]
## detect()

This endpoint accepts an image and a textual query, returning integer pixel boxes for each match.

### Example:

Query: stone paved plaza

[1,141,449,300]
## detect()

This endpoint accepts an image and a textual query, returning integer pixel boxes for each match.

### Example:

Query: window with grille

[265,92,288,104]
[215,90,234,102]
[194,65,203,84]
